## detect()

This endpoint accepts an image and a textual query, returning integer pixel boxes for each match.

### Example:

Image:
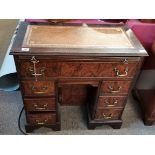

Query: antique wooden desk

[10,22,148,132]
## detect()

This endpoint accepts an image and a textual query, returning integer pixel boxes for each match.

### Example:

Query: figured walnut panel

[97,96,126,108]
[95,108,123,120]
[16,56,139,79]
[60,62,138,78]
[24,98,56,112]
[60,85,89,105]
[22,25,133,49]
[26,113,56,125]
[21,81,55,96]
[100,81,132,95]
[17,59,61,79]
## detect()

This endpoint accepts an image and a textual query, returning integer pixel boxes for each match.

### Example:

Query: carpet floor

[0,90,155,135]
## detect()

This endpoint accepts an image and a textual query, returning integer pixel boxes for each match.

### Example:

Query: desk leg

[25,123,61,133]
[110,123,122,129]
[86,103,122,129]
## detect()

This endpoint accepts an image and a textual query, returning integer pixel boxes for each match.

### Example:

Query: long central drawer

[16,57,139,79]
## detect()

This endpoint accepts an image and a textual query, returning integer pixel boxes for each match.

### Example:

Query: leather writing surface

[22,25,134,49]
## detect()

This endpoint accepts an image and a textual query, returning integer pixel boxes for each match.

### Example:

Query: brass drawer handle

[123,59,128,64]
[36,119,47,125]
[114,67,128,77]
[32,86,48,94]
[33,91,47,95]
[34,104,47,110]
[108,86,122,93]
[102,113,113,119]
[105,100,118,107]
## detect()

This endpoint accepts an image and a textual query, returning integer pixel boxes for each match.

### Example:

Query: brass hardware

[29,56,45,81]
[29,67,45,76]
[32,86,48,90]
[42,86,48,90]
[31,86,48,94]
[31,86,36,90]
[34,104,47,110]
[30,56,39,64]
[105,100,118,107]
[108,86,122,93]
[123,59,128,64]
[114,67,128,77]
[29,67,33,72]
[33,91,47,95]
[102,113,113,119]
[36,119,47,125]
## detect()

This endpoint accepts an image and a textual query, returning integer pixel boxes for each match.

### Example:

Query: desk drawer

[26,113,56,125]
[100,81,132,95]
[24,98,56,112]
[61,61,138,78]
[95,109,122,120]
[97,96,126,108]
[21,81,55,96]
[16,57,138,79]
[17,57,60,79]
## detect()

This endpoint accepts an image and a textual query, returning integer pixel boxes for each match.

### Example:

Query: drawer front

[17,59,60,79]
[97,96,126,108]
[24,98,56,112]
[100,81,132,95]
[95,109,123,120]
[61,61,137,78]
[26,113,56,125]
[21,81,55,96]
[16,57,138,79]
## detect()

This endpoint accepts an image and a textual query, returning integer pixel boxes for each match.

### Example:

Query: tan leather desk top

[22,25,134,49]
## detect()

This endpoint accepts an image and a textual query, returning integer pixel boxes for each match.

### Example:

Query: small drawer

[16,57,60,79]
[95,109,123,120]
[97,96,126,108]
[26,113,56,125]
[100,81,132,95]
[21,81,55,96]
[24,98,56,112]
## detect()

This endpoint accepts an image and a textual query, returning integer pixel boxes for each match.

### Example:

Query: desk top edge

[10,22,148,57]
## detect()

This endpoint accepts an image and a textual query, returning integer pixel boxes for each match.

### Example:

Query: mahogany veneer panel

[95,109,122,120]
[60,84,89,105]
[16,58,138,79]
[100,81,132,95]
[21,81,55,96]
[24,98,56,112]
[97,96,126,108]
[26,113,56,125]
